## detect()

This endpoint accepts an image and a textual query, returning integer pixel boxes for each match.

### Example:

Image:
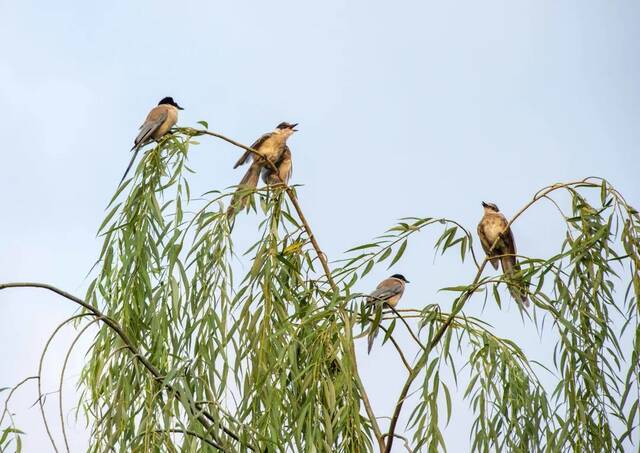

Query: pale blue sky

[1,1,639,451]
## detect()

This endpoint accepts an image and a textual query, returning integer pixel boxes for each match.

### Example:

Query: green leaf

[388,239,407,268]
[346,243,380,253]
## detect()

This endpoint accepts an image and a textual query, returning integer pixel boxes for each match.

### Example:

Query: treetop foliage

[1,126,639,452]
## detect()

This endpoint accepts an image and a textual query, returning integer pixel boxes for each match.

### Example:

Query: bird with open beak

[477,201,529,307]
[227,122,298,215]
[366,274,409,353]
[119,96,184,185]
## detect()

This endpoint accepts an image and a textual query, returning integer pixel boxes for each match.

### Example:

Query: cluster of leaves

[1,126,639,453]
[74,131,375,452]
[336,179,640,452]
[1,382,29,453]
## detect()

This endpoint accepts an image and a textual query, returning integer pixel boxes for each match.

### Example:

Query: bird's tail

[367,302,384,354]
[119,146,141,187]
[226,163,261,217]
[501,256,530,308]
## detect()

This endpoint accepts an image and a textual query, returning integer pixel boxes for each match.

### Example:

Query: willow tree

[1,126,639,452]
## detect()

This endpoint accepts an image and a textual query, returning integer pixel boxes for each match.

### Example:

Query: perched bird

[366,274,409,353]
[228,122,298,214]
[119,96,184,185]
[477,201,529,307]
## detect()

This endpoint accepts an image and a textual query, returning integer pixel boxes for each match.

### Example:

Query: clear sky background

[1,1,639,451]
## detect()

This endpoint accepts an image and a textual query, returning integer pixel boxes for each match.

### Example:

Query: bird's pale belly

[259,139,284,161]
[152,111,178,140]
[386,295,400,307]
[483,220,504,244]
[153,122,172,140]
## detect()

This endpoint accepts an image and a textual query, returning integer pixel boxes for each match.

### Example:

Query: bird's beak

[405,280,410,283]
[290,123,299,131]
[481,201,488,208]
[176,104,184,110]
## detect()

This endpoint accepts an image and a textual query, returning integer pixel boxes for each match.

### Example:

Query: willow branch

[381,432,414,452]
[285,189,385,449]
[378,325,412,372]
[506,178,598,238]
[0,376,38,438]
[192,128,385,450]
[383,180,598,451]
[139,428,224,450]
[0,282,245,452]
[442,219,481,270]
[383,258,489,452]
[385,304,425,352]
[343,307,413,372]
[58,318,102,453]
[37,313,92,453]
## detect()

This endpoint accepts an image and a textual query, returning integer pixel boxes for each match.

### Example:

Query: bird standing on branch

[119,96,184,185]
[477,201,529,307]
[228,122,297,215]
[366,274,409,353]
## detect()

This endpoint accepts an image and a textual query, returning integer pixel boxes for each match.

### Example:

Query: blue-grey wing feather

[367,284,402,303]
[134,111,167,149]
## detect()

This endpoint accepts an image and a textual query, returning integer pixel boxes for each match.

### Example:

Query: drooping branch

[37,313,92,453]
[0,375,38,449]
[5,128,633,452]
[187,128,386,450]
[58,318,103,453]
[382,180,608,452]
[383,258,490,453]
[0,282,249,452]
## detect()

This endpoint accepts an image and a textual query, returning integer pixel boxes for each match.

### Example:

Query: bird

[227,122,298,215]
[119,96,184,185]
[366,274,409,353]
[477,201,529,307]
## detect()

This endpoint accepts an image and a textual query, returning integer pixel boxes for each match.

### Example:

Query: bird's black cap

[482,201,499,211]
[159,96,184,110]
[390,274,409,283]
[276,122,298,131]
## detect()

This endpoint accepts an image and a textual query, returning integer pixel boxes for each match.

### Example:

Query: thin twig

[58,318,102,453]
[378,325,412,372]
[340,307,414,372]
[0,375,38,441]
[37,313,92,453]
[385,304,425,352]
[382,432,414,452]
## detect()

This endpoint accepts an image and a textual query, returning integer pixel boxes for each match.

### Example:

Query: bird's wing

[233,133,271,168]
[261,145,288,184]
[477,220,500,270]
[502,223,517,257]
[498,223,529,307]
[366,279,404,353]
[263,146,293,184]
[233,151,252,169]
[133,107,168,149]
[278,146,293,184]
[367,279,403,304]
